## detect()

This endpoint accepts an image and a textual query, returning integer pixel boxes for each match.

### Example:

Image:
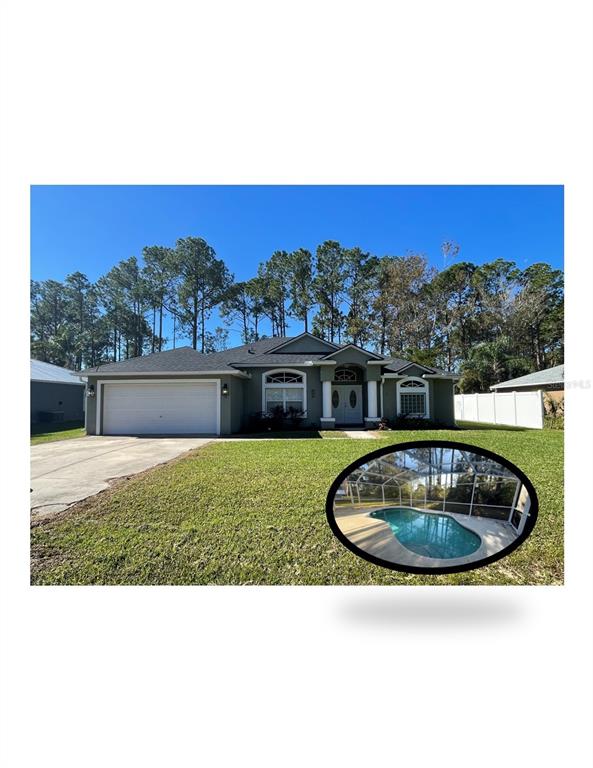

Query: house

[490,364,564,405]
[31,359,85,424]
[78,333,459,436]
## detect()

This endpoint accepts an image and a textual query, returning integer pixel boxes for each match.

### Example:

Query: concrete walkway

[342,430,377,439]
[31,435,212,516]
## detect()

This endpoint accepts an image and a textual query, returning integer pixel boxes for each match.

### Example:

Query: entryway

[332,384,363,425]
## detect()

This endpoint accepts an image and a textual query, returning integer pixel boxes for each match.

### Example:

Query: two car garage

[99,381,220,435]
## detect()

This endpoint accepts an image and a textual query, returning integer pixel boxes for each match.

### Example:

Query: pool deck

[334,505,518,569]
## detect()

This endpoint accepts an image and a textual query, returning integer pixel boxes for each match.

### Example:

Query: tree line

[30,237,563,392]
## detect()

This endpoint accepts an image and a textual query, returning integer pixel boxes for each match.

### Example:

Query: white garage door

[102,381,219,435]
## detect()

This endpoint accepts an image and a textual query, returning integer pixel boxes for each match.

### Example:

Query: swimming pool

[370,507,481,559]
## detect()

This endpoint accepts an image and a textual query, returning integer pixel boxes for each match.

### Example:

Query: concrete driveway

[31,435,212,516]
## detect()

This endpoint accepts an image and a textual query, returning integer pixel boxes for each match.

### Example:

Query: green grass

[31,421,86,445]
[30,427,563,586]
[455,420,529,432]
[235,430,350,439]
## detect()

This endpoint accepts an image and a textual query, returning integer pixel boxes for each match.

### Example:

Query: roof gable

[382,358,436,374]
[321,343,383,362]
[265,333,339,355]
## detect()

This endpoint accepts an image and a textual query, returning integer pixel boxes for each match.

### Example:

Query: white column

[320,381,335,428]
[322,380,332,418]
[367,380,378,418]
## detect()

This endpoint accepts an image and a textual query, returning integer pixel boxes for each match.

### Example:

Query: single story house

[490,364,564,404]
[78,333,458,436]
[31,359,85,423]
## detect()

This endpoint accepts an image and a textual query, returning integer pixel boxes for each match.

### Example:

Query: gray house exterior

[31,359,85,423]
[79,333,458,436]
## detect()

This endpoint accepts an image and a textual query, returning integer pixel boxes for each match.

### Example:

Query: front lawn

[31,427,563,585]
[31,421,85,445]
[235,430,350,439]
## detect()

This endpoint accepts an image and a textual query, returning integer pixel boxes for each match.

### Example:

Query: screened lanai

[338,447,531,534]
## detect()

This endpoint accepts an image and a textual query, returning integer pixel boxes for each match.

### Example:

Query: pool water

[370,507,481,560]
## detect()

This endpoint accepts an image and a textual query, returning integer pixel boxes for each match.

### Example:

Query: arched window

[262,369,307,415]
[265,371,303,384]
[397,377,429,418]
[334,366,359,382]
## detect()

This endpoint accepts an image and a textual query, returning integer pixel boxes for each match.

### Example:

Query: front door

[332,385,363,425]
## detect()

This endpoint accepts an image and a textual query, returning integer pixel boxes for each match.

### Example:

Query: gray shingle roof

[79,336,457,376]
[31,359,84,385]
[231,353,328,365]
[490,364,564,390]
[382,358,423,373]
[382,358,448,374]
[79,347,215,374]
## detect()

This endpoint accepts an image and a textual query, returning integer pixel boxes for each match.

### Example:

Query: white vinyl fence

[455,390,544,429]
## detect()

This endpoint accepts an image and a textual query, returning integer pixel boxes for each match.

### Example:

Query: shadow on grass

[31,420,84,436]
[455,420,529,432]
[236,430,324,439]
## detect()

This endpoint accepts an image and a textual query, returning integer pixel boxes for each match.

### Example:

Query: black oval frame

[325,440,539,575]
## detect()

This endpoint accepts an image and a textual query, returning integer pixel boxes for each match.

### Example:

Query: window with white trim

[265,371,303,384]
[334,367,358,382]
[398,377,428,417]
[263,370,306,416]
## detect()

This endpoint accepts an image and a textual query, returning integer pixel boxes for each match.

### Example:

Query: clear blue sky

[31,185,564,346]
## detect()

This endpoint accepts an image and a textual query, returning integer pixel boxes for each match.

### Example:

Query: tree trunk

[242,308,248,344]
[200,299,206,353]
[192,295,198,350]
[151,307,156,353]
[158,302,163,352]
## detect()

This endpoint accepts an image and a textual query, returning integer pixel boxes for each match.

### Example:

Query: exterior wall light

[87,384,95,398]
[221,383,229,396]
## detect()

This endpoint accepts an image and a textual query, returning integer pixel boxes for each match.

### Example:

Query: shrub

[245,408,306,432]
[391,414,451,430]
[543,394,564,430]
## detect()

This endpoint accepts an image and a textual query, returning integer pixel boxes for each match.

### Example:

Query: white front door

[331,385,363,425]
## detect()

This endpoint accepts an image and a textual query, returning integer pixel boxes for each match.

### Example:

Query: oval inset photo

[326,441,538,575]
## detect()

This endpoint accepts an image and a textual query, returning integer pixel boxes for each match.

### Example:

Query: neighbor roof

[31,359,84,385]
[490,364,564,390]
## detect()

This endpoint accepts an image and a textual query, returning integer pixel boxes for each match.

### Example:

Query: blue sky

[31,185,564,346]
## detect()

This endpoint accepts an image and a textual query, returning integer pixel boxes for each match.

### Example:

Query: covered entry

[331,365,363,425]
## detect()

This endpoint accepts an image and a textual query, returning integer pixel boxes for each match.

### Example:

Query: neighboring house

[490,364,564,404]
[31,359,85,423]
[79,333,459,436]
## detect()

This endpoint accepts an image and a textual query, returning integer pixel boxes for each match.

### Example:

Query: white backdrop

[1,2,592,768]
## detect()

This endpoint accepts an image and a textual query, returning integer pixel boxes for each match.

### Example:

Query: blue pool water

[370,507,481,559]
